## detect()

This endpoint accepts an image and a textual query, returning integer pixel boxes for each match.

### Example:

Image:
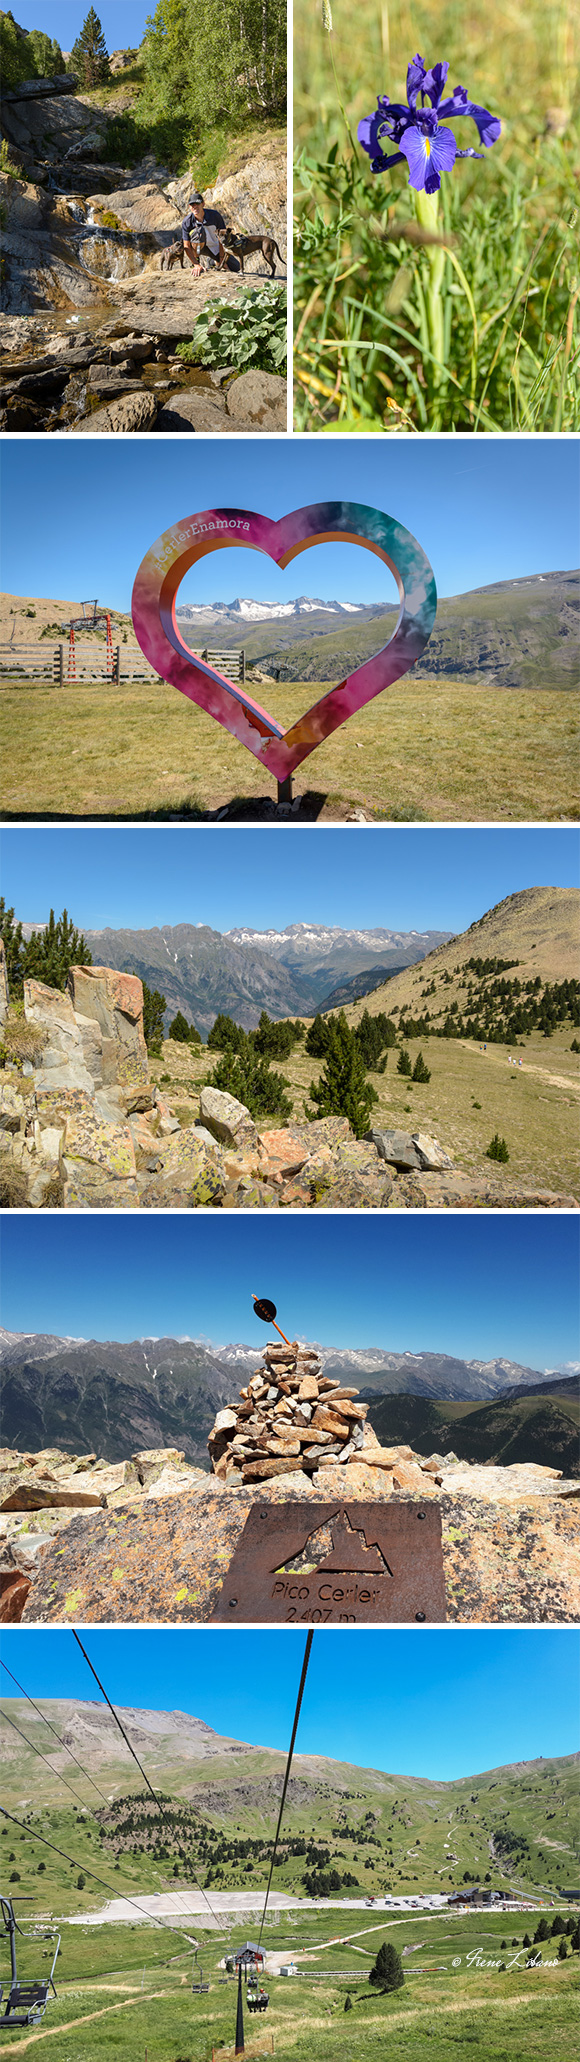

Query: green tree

[558,1937,568,1960]
[344,1994,353,2011]
[76,1873,86,1889]
[70,8,110,87]
[305,1013,333,1058]
[412,1051,431,1083]
[15,909,92,994]
[0,14,40,87]
[369,1941,404,1992]
[28,30,64,74]
[207,1012,248,1054]
[142,0,286,130]
[142,982,167,1054]
[523,1933,531,1948]
[169,1010,200,1043]
[307,1012,378,1137]
[397,1048,412,1078]
[0,898,25,990]
[253,1011,302,1059]
[551,1915,566,1935]
[534,1918,550,1942]
[210,1044,292,1121]
[486,1133,509,1162]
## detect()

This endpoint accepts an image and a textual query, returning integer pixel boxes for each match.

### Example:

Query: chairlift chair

[0,1897,60,2028]
[191,1950,209,1994]
[246,1981,269,2014]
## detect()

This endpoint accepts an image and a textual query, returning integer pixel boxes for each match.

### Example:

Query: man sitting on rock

[181,192,240,274]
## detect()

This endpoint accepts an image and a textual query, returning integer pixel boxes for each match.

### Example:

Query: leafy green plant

[307,1010,379,1136]
[293,1,579,431]
[0,140,21,181]
[210,1042,292,1120]
[176,284,286,376]
[486,1132,509,1162]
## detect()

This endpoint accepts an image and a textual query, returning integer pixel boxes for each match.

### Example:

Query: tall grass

[294,0,579,429]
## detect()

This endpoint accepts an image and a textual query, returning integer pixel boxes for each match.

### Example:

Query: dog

[221,230,284,276]
[160,238,185,272]
[159,232,229,273]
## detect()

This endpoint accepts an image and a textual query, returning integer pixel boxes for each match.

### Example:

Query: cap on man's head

[189,191,203,204]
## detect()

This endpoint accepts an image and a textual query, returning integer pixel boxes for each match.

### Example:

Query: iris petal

[406,54,426,109]
[399,121,456,190]
[421,61,449,107]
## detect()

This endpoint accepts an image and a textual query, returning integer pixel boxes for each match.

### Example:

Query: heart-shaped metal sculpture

[132,501,437,789]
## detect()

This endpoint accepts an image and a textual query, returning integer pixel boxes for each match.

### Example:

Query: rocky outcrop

[1,1023,576,1213]
[207,135,286,247]
[11,1422,579,1625]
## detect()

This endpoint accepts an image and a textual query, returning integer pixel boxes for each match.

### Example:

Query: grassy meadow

[293,0,579,430]
[1,676,578,821]
[0,1910,577,2060]
[148,1019,580,1199]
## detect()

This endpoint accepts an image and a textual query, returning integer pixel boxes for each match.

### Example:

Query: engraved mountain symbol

[274,1508,393,1578]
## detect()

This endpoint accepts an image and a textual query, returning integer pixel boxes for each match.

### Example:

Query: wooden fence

[0,643,246,685]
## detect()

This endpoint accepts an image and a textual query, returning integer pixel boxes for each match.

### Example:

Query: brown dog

[221,231,284,276]
[160,239,185,271]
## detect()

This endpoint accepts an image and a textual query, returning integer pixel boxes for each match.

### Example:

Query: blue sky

[19,4,151,53]
[1,442,578,612]
[2,825,577,935]
[1,1628,578,1780]
[2,1215,578,1369]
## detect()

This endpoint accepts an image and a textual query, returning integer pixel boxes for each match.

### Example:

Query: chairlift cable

[71,1629,223,1930]
[0,1659,111,1804]
[257,1631,313,1951]
[0,1808,200,1949]
[0,1671,195,1934]
[1,1708,109,1815]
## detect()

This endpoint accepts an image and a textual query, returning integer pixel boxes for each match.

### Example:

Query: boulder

[300,1141,394,1208]
[199,1086,258,1149]
[132,1448,186,1488]
[368,1128,422,1171]
[23,978,93,1083]
[207,136,286,247]
[19,1456,580,1624]
[0,1081,26,1134]
[153,390,232,434]
[88,184,181,239]
[70,390,158,432]
[226,371,286,428]
[412,1132,454,1171]
[155,1128,226,1207]
[68,967,148,1087]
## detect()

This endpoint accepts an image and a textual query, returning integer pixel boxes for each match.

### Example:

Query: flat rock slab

[21,1477,580,1624]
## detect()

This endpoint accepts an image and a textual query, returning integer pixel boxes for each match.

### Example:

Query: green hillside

[366,1390,580,1477]
[2,1703,578,1913]
[231,574,579,689]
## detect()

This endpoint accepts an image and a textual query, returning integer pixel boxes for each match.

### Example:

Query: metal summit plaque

[210,1502,446,1624]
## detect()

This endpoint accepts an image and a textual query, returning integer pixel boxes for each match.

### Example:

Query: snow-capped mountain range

[175,595,369,623]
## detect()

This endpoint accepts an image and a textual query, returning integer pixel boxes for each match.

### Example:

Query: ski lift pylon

[0,1897,60,2029]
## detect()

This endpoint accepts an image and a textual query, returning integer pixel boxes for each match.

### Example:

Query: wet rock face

[208,1344,369,1483]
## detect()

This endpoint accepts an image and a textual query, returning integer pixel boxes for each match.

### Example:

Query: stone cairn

[208,1342,368,1485]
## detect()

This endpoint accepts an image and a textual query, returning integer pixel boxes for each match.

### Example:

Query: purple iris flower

[358,52,501,192]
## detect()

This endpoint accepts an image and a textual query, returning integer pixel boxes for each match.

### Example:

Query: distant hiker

[181,192,240,274]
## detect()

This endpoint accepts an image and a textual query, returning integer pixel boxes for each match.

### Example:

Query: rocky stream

[0,77,287,432]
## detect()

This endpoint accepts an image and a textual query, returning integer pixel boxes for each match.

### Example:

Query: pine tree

[397,1048,412,1077]
[19,909,92,993]
[305,1013,333,1058]
[70,8,110,87]
[412,1051,431,1083]
[369,1940,405,1992]
[0,899,25,991]
[143,982,167,1053]
[169,1010,200,1043]
[307,1012,378,1137]
[486,1133,509,1162]
[558,1936,568,1959]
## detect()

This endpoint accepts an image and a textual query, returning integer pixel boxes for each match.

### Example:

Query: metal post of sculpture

[235,1959,245,2056]
[132,503,437,809]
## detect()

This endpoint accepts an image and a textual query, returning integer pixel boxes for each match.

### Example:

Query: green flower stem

[414,187,446,384]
